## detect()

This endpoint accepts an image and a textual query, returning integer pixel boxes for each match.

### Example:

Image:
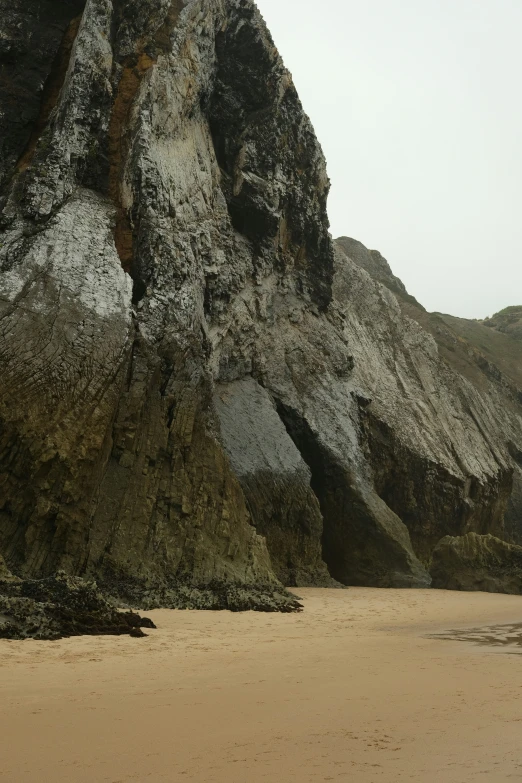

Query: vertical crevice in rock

[107,0,185,284]
[108,53,155,274]
[16,15,83,174]
[274,402,348,582]
[154,0,185,53]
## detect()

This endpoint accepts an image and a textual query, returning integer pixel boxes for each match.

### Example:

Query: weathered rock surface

[430,533,522,594]
[0,570,156,639]
[0,553,17,582]
[0,0,87,189]
[0,0,521,608]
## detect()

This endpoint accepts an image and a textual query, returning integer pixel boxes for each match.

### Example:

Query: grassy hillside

[479,306,522,342]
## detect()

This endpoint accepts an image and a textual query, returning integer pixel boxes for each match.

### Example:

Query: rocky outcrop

[0,570,156,639]
[335,237,409,300]
[1,0,521,607]
[430,533,522,594]
[480,306,522,343]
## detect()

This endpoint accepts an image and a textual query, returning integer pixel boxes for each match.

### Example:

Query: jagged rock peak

[335,236,408,298]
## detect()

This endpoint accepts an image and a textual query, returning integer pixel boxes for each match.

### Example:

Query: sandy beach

[1,587,522,782]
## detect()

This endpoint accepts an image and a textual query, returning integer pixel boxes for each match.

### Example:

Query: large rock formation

[0,0,431,602]
[0,0,521,609]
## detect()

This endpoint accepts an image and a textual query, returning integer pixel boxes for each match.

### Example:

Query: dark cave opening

[131,275,147,306]
[275,401,352,584]
[274,400,416,586]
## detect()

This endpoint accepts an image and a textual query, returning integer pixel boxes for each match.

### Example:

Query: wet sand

[1,587,522,782]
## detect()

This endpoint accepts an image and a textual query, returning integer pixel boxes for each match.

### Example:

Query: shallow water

[428,621,522,649]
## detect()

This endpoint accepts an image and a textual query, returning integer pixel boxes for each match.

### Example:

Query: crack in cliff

[107,0,185,296]
[108,52,155,276]
[274,401,349,582]
[155,0,186,54]
[16,15,83,174]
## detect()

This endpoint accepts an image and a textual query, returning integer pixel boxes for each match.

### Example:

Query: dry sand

[1,587,522,783]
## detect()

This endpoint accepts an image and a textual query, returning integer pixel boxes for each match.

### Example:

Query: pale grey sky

[256,0,522,318]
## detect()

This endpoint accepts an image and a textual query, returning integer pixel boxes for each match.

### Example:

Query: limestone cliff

[335,238,522,555]
[0,0,520,608]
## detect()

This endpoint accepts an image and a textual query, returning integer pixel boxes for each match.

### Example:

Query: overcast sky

[255,0,522,319]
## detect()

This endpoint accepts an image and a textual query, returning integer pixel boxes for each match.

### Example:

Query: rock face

[0,0,88,189]
[333,240,522,560]
[0,554,16,582]
[430,533,522,594]
[215,380,333,587]
[0,0,521,606]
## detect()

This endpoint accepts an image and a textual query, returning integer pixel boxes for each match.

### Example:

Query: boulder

[430,533,522,594]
